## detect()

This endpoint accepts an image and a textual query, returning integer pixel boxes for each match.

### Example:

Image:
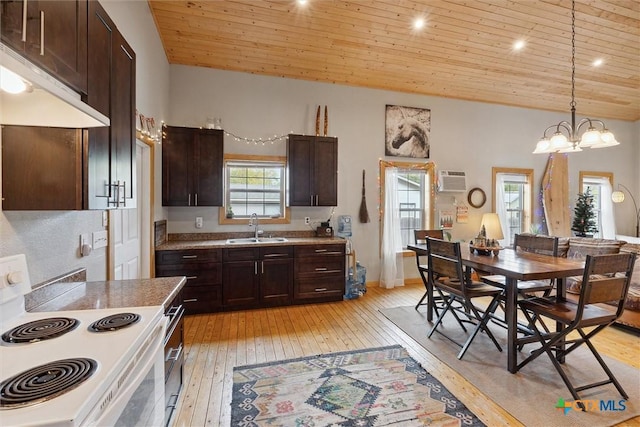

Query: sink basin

[226,237,288,244]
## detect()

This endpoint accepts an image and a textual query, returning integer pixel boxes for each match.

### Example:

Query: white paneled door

[109,141,151,280]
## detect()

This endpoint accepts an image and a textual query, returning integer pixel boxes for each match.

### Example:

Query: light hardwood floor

[172,280,640,427]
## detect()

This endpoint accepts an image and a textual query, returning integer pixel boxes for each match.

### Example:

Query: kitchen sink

[226,237,288,244]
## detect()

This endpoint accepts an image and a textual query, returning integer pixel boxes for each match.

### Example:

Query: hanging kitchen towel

[359,169,370,223]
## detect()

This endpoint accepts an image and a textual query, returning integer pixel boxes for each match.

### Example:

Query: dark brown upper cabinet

[85,0,136,210]
[2,125,84,210]
[162,126,224,207]
[0,0,88,94]
[287,134,338,206]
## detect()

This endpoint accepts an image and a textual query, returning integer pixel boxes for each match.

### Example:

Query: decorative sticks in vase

[315,105,329,136]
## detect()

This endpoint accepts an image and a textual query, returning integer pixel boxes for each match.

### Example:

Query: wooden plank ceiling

[148,0,640,121]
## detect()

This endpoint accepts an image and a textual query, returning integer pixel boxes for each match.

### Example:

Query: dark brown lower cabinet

[223,246,293,308]
[156,243,340,314]
[155,249,222,315]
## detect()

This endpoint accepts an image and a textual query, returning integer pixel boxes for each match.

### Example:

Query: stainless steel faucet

[250,213,262,239]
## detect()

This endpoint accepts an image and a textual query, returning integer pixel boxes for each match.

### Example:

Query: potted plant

[571,187,598,237]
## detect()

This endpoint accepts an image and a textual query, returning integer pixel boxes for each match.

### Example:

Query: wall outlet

[195,217,203,229]
[305,217,310,225]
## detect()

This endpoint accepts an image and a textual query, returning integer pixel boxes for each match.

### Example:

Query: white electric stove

[0,254,167,427]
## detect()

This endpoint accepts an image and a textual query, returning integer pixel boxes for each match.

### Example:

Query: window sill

[218,207,291,225]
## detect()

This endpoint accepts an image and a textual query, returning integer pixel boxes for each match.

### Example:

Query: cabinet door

[162,126,194,206]
[194,129,223,206]
[112,31,136,207]
[287,134,314,206]
[2,126,83,210]
[85,1,113,210]
[1,1,88,93]
[314,137,338,206]
[223,261,260,307]
[260,258,293,305]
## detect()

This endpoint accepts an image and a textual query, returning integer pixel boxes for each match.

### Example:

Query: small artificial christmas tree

[571,187,598,237]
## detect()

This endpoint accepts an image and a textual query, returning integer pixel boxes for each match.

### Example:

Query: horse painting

[385,105,431,158]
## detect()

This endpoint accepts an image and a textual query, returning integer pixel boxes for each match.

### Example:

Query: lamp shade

[611,191,625,203]
[480,213,504,240]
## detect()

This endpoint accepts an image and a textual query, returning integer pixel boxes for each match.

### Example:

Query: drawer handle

[182,255,198,259]
[186,276,198,280]
[263,253,288,258]
[315,267,328,271]
[183,298,198,303]
[315,288,327,292]
[166,344,183,362]
[166,305,183,317]
[314,249,328,253]
[167,393,180,408]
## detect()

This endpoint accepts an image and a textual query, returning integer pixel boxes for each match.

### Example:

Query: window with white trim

[225,158,286,219]
[579,172,615,239]
[493,168,533,247]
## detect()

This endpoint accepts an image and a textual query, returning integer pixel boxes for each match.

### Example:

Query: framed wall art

[385,104,431,159]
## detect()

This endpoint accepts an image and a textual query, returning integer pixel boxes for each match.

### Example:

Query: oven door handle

[84,319,167,426]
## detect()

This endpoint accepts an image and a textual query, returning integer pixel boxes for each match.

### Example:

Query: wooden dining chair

[481,233,560,336]
[483,233,560,296]
[426,237,504,360]
[517,253,635,407]
[413,229,444,311]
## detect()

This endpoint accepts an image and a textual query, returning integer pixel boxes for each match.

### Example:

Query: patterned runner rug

[231,345,485,426]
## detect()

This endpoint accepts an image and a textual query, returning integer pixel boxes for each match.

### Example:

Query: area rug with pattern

[380,306,640,427]
[231,345,485,426]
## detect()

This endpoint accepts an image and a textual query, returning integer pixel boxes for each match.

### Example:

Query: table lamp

[480,213,505,242]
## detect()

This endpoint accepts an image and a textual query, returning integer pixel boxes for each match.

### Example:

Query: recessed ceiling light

[592,58,604,67]
[513,40,526,51]
[297,0,308,6]
[413,17,425,30]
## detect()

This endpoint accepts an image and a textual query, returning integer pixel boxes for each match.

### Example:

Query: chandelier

[533,0,619,154]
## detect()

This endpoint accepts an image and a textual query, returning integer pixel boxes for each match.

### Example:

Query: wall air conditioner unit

[438,170,467,192]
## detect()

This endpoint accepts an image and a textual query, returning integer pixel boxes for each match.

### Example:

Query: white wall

[0,1,170,284]
[167,65,638,281]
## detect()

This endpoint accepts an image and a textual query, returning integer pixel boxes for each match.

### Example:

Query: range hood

[0,42,109,128]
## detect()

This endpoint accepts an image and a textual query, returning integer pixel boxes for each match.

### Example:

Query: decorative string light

[223,130,292,145]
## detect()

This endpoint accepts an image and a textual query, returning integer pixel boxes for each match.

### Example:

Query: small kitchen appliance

[0,254,167,426]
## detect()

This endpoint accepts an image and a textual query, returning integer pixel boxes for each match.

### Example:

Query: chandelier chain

[570,0,576,108]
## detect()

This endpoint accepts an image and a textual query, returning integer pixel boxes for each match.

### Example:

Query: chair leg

[578,329,629,399]
[457,295,503,359]
[427,296,456,338]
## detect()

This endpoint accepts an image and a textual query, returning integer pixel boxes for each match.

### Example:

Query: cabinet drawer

[261,245,293,258]
[295,276,344,300]
[156,263,222,286]
[164,314,183,379]
[295,244,345,257]
[156,249,221,264]
[295,258,345,277]
[182,285,222,314]
[223,247,260,262]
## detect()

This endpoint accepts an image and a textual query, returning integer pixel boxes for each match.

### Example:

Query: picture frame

[385,104,431,158]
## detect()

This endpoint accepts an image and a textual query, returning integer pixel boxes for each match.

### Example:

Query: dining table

[407,243,586,373]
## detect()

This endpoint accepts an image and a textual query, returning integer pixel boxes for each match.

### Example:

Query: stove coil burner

[0,358,97,409]
[1,317,79,344]
[88,312,140,332]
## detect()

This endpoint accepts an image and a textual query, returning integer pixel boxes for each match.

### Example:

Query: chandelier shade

[533,0,619,154]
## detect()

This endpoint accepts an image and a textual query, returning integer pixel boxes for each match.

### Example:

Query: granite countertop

[28,277,186,313]
[156,236,347,251]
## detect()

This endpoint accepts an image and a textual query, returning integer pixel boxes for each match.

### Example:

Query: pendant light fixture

[533,0,619,154]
